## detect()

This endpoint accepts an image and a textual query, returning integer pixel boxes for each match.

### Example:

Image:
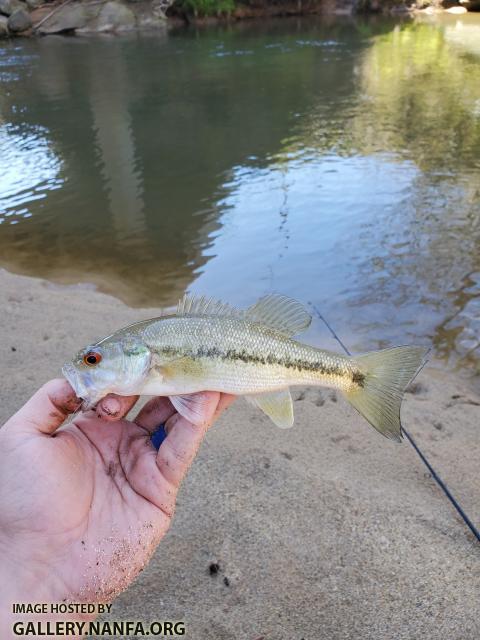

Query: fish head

[62,335,151,410]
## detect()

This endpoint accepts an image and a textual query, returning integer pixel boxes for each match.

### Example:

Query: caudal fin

[344,346,428,442]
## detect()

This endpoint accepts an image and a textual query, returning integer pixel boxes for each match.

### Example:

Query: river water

[0,14,479,374]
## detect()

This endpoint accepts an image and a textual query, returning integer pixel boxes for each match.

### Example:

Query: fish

[62,294,428,442]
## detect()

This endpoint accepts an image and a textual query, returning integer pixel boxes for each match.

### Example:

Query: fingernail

[101,397,121,416]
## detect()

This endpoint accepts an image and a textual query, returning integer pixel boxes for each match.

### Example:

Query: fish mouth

[62,363,98,411]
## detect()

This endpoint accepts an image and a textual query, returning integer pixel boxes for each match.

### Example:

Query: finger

[134,396,176,433]
[4,379,81,436]
[96,394,139,421]
[157,391,221,488]
[213,393,236,421]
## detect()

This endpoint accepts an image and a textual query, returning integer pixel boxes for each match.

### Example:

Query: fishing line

[309,302,480,544]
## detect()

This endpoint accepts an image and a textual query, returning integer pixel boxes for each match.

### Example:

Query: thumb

[4,379,81,436]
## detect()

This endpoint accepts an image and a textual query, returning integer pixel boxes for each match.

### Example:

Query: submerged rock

[25,0,42,8]
[7,7,31,31]
[38,4,88,33]
[0,14,9,36]
[93,1,136,32]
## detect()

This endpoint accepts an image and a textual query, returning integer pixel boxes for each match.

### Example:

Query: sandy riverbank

[1,267,479,639]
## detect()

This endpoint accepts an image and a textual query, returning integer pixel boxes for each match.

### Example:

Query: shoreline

[1,265,478,393]
[1,264,479,391]
[1,265,479,638]
[0,0,474,39]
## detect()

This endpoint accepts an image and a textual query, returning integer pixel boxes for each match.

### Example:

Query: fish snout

[62,363,93,406]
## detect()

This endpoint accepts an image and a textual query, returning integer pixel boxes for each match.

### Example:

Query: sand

[1,268,479,639]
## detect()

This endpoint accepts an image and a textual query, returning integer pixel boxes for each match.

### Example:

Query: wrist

[0,539,91,640]
[0,532,63,598]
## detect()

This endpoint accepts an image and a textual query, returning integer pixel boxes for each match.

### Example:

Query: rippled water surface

[1,15,480,373]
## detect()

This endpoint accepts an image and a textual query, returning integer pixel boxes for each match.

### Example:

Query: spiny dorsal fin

[176,294,244,319]
[245,294,312,337]
[246,389,294,429]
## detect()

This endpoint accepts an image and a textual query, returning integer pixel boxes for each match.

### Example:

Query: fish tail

[343,346,429,442]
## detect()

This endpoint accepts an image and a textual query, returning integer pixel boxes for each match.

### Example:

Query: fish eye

[83,351,102,366]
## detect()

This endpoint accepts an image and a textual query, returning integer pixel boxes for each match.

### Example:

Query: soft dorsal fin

[246,389,294,429]
[176,294,244,319]
[245,294,312,337]
[176,293,311,337]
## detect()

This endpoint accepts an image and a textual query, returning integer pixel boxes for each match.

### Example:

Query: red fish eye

[83,351,102,366]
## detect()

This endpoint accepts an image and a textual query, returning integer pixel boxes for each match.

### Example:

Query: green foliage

[175,0,235,17]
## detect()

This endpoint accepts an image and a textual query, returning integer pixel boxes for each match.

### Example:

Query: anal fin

[246,389,294,429]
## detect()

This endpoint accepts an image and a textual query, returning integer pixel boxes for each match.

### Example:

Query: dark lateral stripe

[191,345,345,377]
[352,369,366,387]
[156,344,359,381]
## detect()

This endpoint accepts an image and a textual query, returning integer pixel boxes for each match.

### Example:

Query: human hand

[0,380,234,636]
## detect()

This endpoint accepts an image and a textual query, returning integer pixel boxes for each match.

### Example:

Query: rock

[82,2,101,21]
[38,4,87,33]
[25,0,42,8]
[136,11,167,29]
[152,0,170,13]
[7,8,31,32]
[93,1,136,32]
[29,4,52,23]
[445,6,467,13]
[134,1,167,28]
[74,2,102,33]
[0,14,9,36]
[0,0,27,17]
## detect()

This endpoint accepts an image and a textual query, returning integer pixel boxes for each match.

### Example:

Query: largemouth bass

[63,294,428,441]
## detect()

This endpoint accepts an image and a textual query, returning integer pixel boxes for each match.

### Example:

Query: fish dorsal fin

[176,293,311,337]
[246,389,294,429]
[245,294,312,337]
[176,294,244,319]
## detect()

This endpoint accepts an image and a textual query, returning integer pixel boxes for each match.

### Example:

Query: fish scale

[143,316,354,394]
[63,294,428,441]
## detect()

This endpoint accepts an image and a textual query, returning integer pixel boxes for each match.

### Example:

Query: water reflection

[0,124,63,222]
[436,12,480,58]
[0,17,479,374]
[88,48,146,245]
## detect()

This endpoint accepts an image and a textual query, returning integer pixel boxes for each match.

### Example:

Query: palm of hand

[0,380,227,604]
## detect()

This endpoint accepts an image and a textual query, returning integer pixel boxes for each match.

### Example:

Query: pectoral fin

[246,389,294,429]
[169,393,212,426]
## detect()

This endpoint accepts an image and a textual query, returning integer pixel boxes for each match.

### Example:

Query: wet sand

[1,268,479,639]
